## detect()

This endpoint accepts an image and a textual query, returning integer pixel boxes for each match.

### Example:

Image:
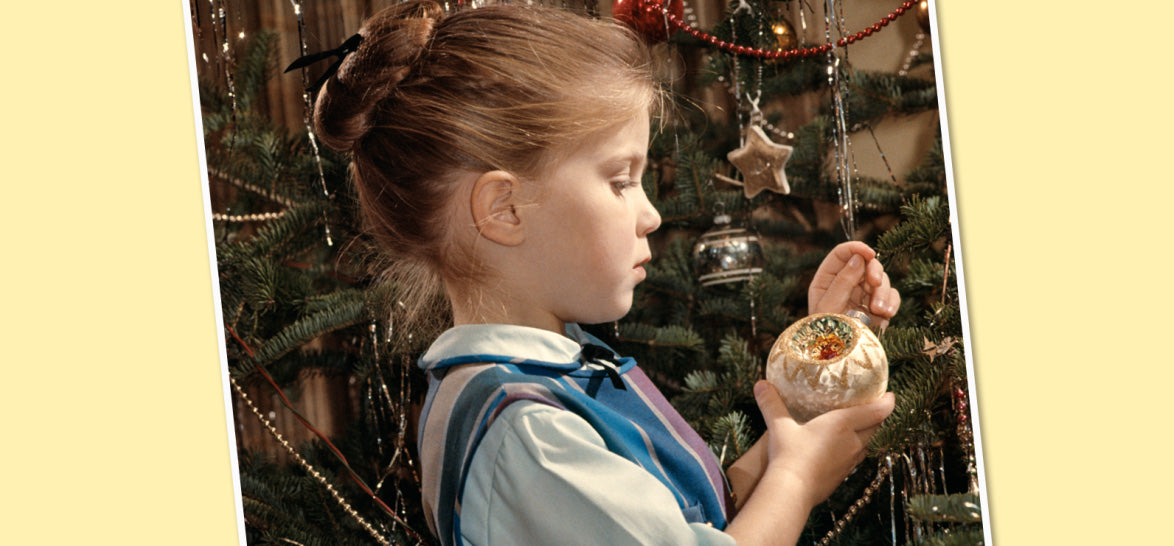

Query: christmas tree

[194,0,984,544]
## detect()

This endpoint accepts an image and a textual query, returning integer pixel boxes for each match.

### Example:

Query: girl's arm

[724,382,895,546]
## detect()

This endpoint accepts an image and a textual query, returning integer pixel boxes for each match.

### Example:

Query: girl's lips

[634,258,649,280]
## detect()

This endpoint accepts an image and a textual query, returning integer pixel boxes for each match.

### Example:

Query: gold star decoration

[921,336,957,362]
[726,125,793,198]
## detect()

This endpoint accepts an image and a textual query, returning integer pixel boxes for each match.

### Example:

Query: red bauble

[612,0,684,44]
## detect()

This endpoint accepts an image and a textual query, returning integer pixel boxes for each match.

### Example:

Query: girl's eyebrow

[602,153,646,170]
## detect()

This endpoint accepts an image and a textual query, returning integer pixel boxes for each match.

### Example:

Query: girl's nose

[637,190,662,236]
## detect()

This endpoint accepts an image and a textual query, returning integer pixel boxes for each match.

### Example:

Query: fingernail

[848,255,863,268]
[754,381,768,398]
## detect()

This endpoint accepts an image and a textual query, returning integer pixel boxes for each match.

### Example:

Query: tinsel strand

[288,0,334,246]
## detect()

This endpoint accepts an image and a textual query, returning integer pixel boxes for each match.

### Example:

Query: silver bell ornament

[765,312,888,423]
[691,214,765,286]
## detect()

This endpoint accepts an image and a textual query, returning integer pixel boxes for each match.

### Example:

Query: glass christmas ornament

[765,312,888,422]
[612,0,684,44]
[691,214,764,286]
[771,18,798,50]
[917,0,931,32]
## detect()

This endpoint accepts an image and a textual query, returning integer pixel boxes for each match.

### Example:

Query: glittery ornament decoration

[765,313,888,422]
[612,0,683,43]
[726,125,793,198]
[691,214,764,286]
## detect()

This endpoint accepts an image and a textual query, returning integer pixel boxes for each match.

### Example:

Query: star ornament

[727,125,793,198]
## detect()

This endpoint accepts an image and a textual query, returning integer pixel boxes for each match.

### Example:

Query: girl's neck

[447,286,568,337]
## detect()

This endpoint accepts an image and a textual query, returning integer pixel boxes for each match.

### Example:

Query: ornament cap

[844,309,871,328]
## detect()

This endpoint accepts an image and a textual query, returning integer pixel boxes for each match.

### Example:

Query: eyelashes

[611,179,640,193]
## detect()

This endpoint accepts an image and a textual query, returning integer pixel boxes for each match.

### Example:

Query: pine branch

[869,350,962,453]
[876,195,951,260]
[907,492,983,524]
[233,291,368,375]
[903,527,985,546]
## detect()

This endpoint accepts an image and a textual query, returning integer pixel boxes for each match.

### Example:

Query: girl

[310,2,900,544]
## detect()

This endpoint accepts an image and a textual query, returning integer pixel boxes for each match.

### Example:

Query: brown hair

[313,1,658,325]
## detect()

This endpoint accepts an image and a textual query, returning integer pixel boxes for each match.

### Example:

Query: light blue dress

[416,324,738,545]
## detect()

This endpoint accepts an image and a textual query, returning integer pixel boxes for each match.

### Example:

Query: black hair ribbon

[284,33,363,93]
[580,344,627,391]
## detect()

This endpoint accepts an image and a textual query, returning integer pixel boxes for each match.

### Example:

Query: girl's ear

[470,170,525,246]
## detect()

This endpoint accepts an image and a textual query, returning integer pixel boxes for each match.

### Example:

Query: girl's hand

[753,380,895,509]
[808,241,901,331]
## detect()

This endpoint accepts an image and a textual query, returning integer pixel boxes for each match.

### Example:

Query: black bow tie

[580,344,626,391]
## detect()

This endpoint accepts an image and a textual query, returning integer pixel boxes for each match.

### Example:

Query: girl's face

[508,110,661,332]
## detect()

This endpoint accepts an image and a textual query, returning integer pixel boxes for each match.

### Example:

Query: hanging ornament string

[645,0,917,59]
[225,324,426,543]
[289,0,335,246]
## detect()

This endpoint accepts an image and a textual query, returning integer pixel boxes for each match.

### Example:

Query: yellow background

[4,0,1170,543]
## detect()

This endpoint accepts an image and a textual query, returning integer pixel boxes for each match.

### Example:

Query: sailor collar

[418,323,636,382]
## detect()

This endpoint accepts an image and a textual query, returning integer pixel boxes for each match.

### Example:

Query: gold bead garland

[815,462,892,546]
[212,211,285,222]
[207,168,297,208]
[231,378,393,546]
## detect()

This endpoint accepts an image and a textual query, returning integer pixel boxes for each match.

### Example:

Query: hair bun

[313,0,444,151]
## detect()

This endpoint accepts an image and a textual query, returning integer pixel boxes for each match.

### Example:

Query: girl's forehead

[577,113,651,159]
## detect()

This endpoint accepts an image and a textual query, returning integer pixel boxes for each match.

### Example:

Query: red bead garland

[645,0,918,60]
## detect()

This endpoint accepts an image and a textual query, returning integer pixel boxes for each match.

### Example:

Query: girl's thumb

[754,380,793,424]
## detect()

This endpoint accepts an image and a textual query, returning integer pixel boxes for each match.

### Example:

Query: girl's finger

[753,381,795,428]
[814,254,867,314]
[856,423,882,446]
[836,393,896,431]
[825,242,876,272]
[866,258,884,287]
[870,273,893,317]
[883,286,901,318]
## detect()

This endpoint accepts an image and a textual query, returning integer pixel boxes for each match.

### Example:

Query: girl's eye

[611,179,639,193]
